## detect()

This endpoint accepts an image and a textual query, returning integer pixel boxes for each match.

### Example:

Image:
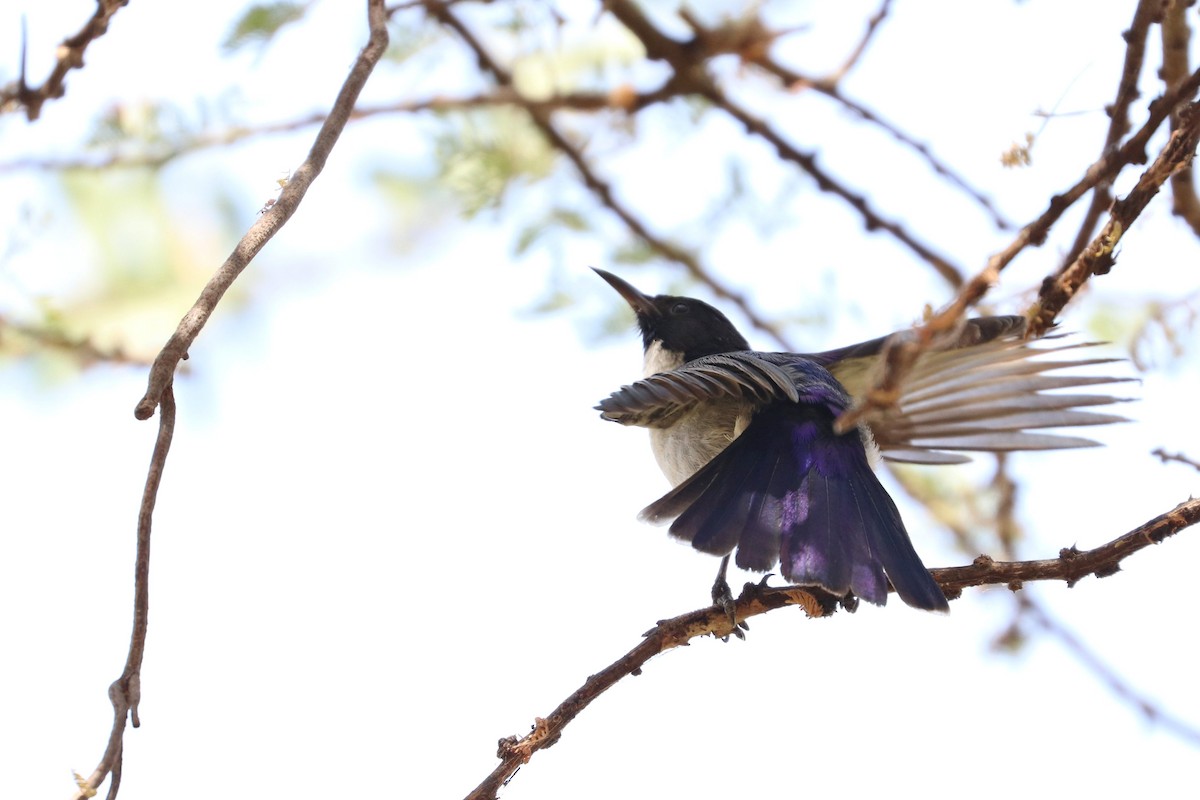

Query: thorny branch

[1162,0,1200,234]
[1062,0,1158,266]
[0,0,130,121]
[1029,101,1200,335]
[464,497,1200,800]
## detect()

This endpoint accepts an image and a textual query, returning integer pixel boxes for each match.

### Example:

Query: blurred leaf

[371,168,455,251]
[222,2,310,53]
[87,100,191,149]
[610,238,660,265]
[513,207,590,256]
[383,17,445,64]
[434,109,557,217]
[514,223,547,256]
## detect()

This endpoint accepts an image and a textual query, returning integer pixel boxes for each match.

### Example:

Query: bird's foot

[711,572,749,641]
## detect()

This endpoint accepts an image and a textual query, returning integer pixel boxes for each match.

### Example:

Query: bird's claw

[711,573,749,641]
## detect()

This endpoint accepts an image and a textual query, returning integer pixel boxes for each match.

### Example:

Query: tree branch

[0,90,676,173]
[133,0,390,421]
[603,0,967,288]
[1062,0,1160,267]
[70,4,389,798]
[463,497,1200,800]
[0,0,130,121]
[1161,0,1200,235]
[1028,101,1200,335]
[72,382,174,800]
[834,67,1200,433]
[1152,447,1200,472]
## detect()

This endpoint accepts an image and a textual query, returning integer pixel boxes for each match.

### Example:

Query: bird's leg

[711,555,748,639]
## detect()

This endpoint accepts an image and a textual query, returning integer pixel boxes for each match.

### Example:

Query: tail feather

[641,404,948,611]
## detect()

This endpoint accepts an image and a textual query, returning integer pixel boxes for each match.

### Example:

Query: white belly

[649,402,753,486]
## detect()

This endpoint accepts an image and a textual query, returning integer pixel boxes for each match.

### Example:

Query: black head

[594,268,750,361]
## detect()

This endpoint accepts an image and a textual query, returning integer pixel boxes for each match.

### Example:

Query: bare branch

[603,0,967,288]
[1152,447,1200,471]
[823,0,893,83]
[0,313,156,367]
[1162,0,1200,234]
[1028,101,1200,335]
[1063,0,1161,266]
[133,0,391,421]
[463,497,1200,800]
[72,382,174,800]
[0,90,674,173]
[835,68,1200,433]
[754,52,1014,234]
[68,5,390,798]
[1,0,130,121]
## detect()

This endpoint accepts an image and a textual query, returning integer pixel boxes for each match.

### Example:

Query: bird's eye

[670,302,690,315]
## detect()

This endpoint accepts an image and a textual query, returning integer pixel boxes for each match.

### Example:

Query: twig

[835,66,1200,433]
[1028,101,1200,335]
[603,0,966,288]
[0,314,155,367]
[133,0,390,421]
[1062,0,1160,266]
[757,53,1014,234]
[1161,0,1200,235]
[746,1,1011,236]
[1,0,130,121]
[1152,447,1200,471]
[0,90,675,173]
[826,0,893,83]
[463,497,1200,799]
[72,4,389,798]
[72,382,174,800]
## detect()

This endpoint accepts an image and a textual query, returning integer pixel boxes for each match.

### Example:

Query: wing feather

[819,318,1133,462]
[596,351,799,428]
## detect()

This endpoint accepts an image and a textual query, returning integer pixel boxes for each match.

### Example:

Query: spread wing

[596,352,802,428]
[815,317,1134,465]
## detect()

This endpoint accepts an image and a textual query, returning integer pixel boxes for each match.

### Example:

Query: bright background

[3,2,1199,799]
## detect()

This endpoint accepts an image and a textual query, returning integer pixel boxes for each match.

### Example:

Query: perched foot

[711,556,749,640]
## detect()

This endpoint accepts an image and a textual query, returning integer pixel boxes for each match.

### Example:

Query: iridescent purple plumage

[641,369,947,610]
[593,268,1129,614]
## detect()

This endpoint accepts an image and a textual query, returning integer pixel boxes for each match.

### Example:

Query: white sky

[3,2,1200,799]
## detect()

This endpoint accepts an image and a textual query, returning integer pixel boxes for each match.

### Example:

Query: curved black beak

[593,268,658,317]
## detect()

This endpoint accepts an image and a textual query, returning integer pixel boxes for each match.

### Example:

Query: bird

[593,268,1130,614]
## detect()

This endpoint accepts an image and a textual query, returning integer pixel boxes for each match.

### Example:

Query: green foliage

[610,238,662,266]
[514,207,590,256]
[222,2,311,53]
[88,100,190,150]
[0,169,248,375]
[433,109,557,217]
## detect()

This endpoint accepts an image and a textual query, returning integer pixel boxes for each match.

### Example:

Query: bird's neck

[642,340,686,377]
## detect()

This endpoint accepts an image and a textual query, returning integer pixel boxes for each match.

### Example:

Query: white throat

[643,339,685,377]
